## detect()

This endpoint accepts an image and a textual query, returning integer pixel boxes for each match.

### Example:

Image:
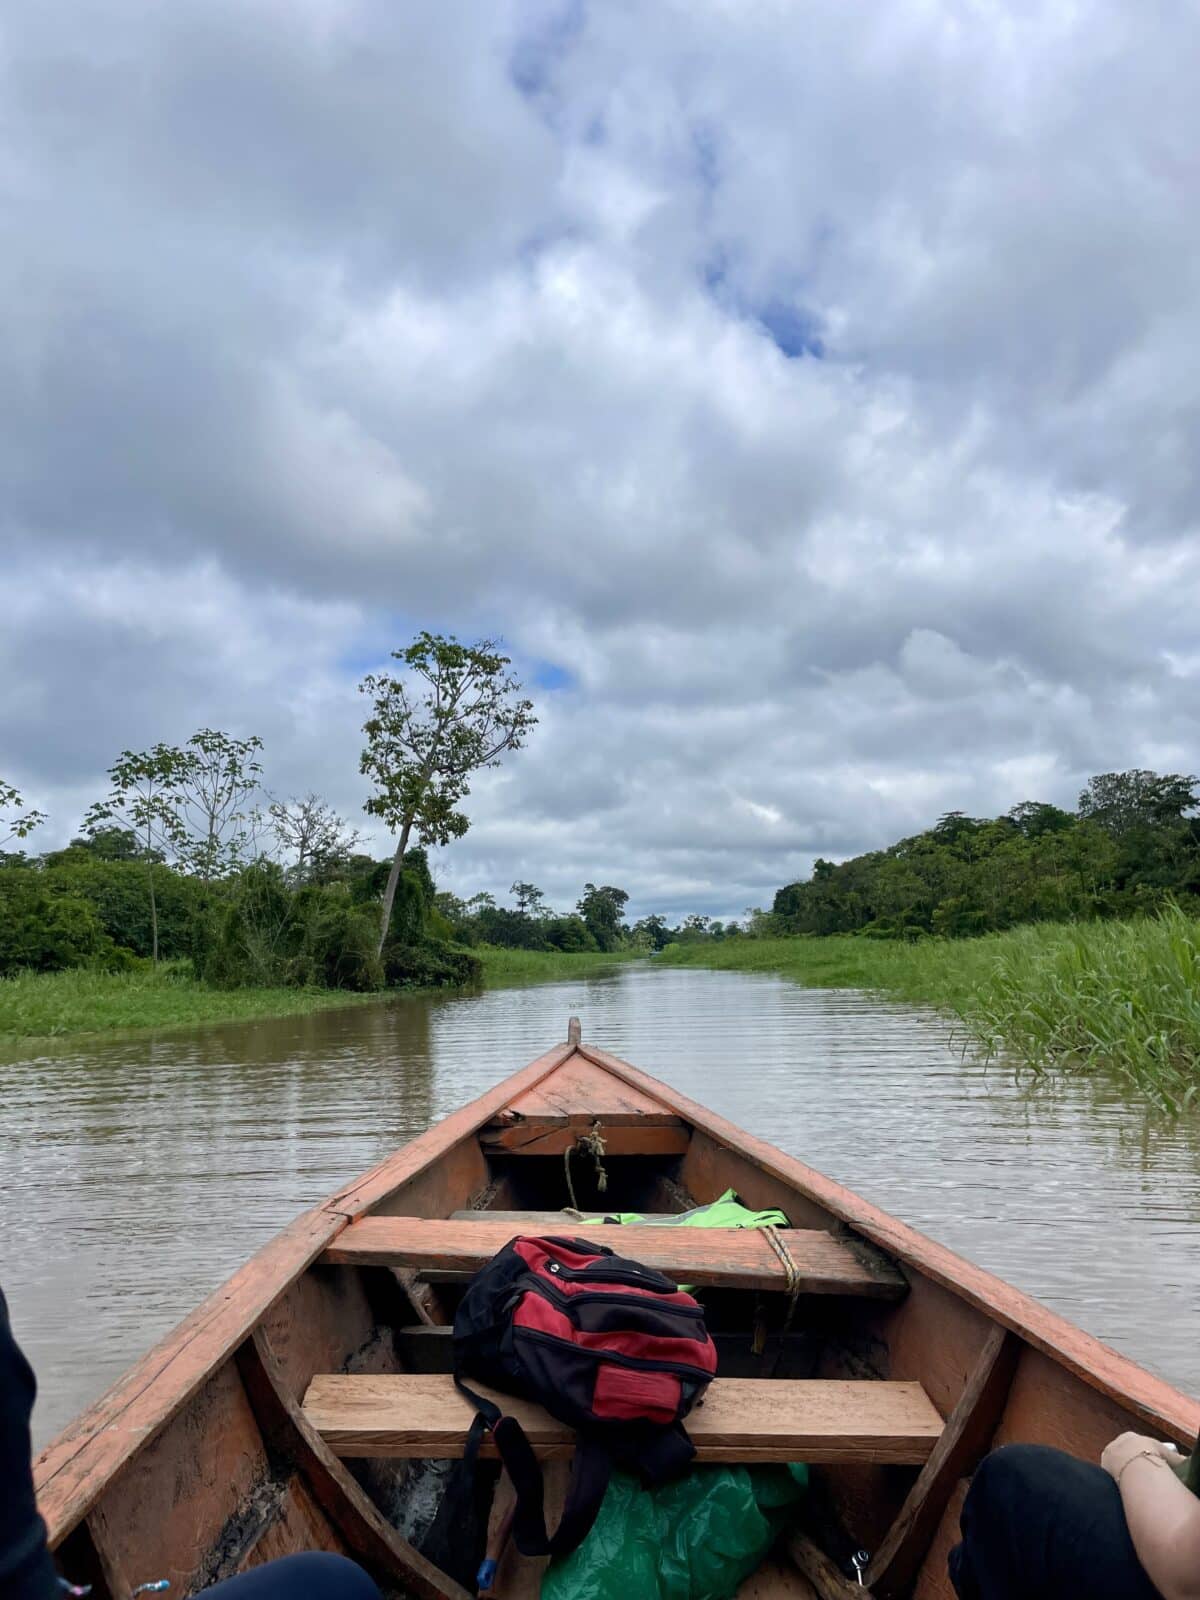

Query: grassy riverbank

[660,908,1200,1110]
[0,947,642,1043]
[0,964,387,1042]
[474,945,641,986]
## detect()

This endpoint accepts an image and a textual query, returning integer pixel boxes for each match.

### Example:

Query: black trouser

[949,1444,1162,1600]
[206,1552,382,1600]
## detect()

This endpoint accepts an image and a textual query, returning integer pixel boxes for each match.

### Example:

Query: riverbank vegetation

[0,964,386,1042]
[473,945,641,987]
[0,946,641,1041]
[767,770,1200,940]
[661,909,1200,1112]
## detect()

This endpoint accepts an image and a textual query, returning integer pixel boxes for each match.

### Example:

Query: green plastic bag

[543,1464,808,1600]
[583,1189,789,1232]
[546,1192,806,1600]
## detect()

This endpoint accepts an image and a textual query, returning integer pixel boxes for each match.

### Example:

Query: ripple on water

[3,964,1200,1446]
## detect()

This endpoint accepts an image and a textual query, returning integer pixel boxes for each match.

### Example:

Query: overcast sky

[4,1,1200,922]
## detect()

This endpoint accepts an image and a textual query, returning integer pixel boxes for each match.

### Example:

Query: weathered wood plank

[576,1042,1200,1442]
[237,1329,469,1600]
[303,1374,943,1465]
[736,1554,818,1600]
[323,1216,907,1297]
[449,1209,681,1224]
[35,1040,580,1549]
[501,1055,681,1124]
[868,1327,1019,1598]
[787,1535,870,1599]
[482,1458,570,1600]
[479,1121,690,1156]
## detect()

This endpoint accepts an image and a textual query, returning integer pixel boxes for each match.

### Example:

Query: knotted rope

[564,1119,608,1211]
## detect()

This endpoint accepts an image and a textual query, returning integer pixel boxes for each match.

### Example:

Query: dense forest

[770,770,1200,939]
[7,749,1200,995]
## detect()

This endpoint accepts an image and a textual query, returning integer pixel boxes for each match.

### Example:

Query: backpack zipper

[521,1277,707,1320]
[513,1325,714,1381]
[547,1260,676,1291]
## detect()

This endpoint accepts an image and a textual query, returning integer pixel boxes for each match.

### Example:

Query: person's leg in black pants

[205,1552,382,1600]
[949,1444,1163,1600]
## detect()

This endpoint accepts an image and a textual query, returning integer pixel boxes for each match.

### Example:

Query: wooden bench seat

[322,1217,906,1298]
[302,1374,943,1465]
[449,1209,684,1224]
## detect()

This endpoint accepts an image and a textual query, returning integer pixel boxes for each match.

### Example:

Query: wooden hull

[35,1031,1200,1600]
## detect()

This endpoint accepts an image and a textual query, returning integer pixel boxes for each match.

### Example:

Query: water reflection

[2,964,1198,1447]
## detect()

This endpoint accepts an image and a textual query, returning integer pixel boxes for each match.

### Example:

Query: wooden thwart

[302,1374,943,1465]
[480,1058,691,1154]
[479,1121,690,1156]
[449,1209,682,1224]
[322,1217,907,1297]
[866,1326,1020,1598]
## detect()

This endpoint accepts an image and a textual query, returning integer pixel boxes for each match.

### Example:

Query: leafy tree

[576,883,629,951]
[510,881,547,917]
[84,745,190,962]
[74,826,141,861]
[174,729,265,884]
[269,793,362,882]
[632,913,671,951]
[1077,771,1200,836]
[1006,801,1075,839]
[542,914,597,952]
[0,872,112,976]
[476,905,548,949]
[40,851,201,960]
[359,633,536,958]
[0,780,46,850]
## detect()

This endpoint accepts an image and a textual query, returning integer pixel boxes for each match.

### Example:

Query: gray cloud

[3,0,1200,922]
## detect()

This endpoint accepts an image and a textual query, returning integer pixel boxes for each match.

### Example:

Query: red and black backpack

[452,1234,718,1559]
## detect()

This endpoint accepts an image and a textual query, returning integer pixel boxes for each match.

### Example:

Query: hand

[1102,1432,1179,1481]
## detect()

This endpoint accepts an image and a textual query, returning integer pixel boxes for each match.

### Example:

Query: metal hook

[849,1550,869,1587]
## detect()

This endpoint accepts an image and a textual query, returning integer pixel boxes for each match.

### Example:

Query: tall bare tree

[269,793,362,882]
[174,729,265,885]
[359,633,536,958]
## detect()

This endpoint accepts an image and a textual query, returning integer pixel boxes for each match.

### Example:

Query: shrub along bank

[659,908,1200,1112]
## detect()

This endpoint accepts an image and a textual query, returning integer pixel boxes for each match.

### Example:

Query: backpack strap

[635,1420,695,1485]
[455,1374,613,1559]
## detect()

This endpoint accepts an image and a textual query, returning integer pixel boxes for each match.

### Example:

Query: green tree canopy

[360,633,536,957]
[576,883,629,951]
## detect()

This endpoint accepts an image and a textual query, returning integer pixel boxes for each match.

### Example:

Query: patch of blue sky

[702,258,826,361]
[509,0,588,102]
[756,300,826,360]
[531,659,575,691]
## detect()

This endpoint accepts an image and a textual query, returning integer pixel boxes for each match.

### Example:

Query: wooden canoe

[35,1022,1200,1600]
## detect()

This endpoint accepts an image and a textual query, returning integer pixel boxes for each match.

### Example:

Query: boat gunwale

[33,1030,1200,1560]
[33,1039,576,1547]
[575,1041,1200,1442]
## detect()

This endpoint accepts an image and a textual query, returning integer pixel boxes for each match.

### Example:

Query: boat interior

[37,1024,1199,1600]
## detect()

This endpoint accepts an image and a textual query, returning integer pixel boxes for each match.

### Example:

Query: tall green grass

[474,946,641,987]
[660,908,1200,1110]
[0,963,385,1043]
[0,948,643,1043]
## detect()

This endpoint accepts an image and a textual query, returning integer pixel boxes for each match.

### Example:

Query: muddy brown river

[3,963,1199,1448]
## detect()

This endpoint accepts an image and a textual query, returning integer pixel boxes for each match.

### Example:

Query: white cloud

[4,0,1200,920]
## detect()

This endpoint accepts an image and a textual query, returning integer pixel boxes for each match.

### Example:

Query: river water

[4,963,1199,1448]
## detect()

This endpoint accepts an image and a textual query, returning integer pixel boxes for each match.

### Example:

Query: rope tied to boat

[563,1119,608,1210]
[763,1223,803,1332]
